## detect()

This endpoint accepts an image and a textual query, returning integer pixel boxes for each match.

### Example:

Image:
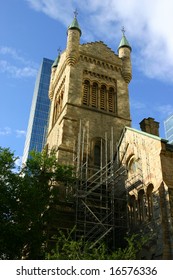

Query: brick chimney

[139,117,160,137]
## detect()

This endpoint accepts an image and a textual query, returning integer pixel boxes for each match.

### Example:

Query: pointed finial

[68,9,82,36]
[74,8,78,18]
[121,26,125,36]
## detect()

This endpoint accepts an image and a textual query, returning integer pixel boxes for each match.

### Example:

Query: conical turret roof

[118,30,132,51]
[68,13,82,36]
[52,53,60,68]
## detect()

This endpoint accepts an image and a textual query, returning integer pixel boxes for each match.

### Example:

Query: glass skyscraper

[22,58,53,164]
[164,114,173,144]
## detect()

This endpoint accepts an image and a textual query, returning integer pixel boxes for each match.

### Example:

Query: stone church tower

[46,14,132,167]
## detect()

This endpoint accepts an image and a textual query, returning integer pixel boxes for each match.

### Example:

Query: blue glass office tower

[22,58,53,164]
[164,114,173,144]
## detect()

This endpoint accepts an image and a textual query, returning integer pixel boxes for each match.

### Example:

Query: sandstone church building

[45,14,173,259]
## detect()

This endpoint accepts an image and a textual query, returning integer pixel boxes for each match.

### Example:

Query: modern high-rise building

[22,58,53,164]
[164,114,173,144]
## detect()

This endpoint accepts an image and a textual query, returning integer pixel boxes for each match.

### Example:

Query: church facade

[46,15,132,167]
[45,15,173,259]
[118,118,173,259]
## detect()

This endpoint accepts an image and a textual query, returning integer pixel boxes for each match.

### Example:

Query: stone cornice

[79,52,122,73]
[83,69,117,85]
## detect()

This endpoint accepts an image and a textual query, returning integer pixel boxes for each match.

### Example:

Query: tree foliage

[0,146,148,260]
[46,228,149,260]
[0,147,22,259]
[0,147,74,260]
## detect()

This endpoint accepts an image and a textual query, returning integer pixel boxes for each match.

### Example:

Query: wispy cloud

[26,0,173,83]
[0,46,36,67]
[0,46,38,78]
[0,127,12,136]
[26,0,73,25]
[0,60,37,78]
[0,127,26,137]
[15,129,26,138]
[131,100,146,110]
[155,104,173,119]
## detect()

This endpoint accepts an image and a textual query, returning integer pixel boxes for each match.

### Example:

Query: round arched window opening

[128,156,138,174]
[94,144,101,166]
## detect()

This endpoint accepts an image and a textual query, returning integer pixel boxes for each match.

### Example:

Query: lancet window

[52,90,64,126]
[100,85,107,110]
[146,184,154,219]
[108,87,115,112]
[128,195,137,226]
[91,82,98,107]
[82,80,116,113]
[94,144,101,166]
[82,80,90,105]
[138,189,145,222]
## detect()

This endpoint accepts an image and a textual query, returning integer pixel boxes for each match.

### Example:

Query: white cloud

[0,127,12,136]
[15,130,26,138]
[0,46,38,78]
[0,127,27,138]
[26,0,74,25]
[0,60,37,78]
[0,46,35,66]
[26,0,173,82]
[155,104,173,119]
[131,100,146,110]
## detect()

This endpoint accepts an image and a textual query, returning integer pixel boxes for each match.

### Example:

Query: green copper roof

[118,34,132,51]
[52,54,60,68]
[68,17,82,36]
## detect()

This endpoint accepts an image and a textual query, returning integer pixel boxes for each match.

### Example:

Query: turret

[118,28,132,83]
[66,11,82,66]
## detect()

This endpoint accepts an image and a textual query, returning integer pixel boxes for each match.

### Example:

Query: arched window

[128,195,137,226]
[100,85,107,110]
[108,87,115,112]
[94,144,101,166]
[52,100,58,126]
[146,184,154,219]
[52,90,64,127]
[82,79,117,114]
[82,80,90,105]
[91,82,98,107]
[127,155,138,178]
[138,189,145,222]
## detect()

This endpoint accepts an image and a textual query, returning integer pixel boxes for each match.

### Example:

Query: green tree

[46,228,108,260]
[0,146,149,260]
[110,234,149,260]
[0,147,22,259]
[46,228,149,260]
[19,149,75,259]
[0,147,74,260]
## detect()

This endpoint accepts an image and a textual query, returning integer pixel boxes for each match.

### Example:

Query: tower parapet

[66,12,81,66]
[118,28,132,83]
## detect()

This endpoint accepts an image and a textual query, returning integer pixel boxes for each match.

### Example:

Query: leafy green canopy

[0,146,148,260]
[0,147,74,260]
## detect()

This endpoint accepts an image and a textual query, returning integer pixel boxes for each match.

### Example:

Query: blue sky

[1,0,173,167]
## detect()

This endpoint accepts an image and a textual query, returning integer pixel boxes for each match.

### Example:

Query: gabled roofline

[117,126,167,149]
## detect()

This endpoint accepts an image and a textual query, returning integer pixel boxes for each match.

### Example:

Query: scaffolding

[73,120,128,249]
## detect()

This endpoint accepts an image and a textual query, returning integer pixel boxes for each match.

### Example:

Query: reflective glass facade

[22,58,53,163]
[164,114,173,144]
